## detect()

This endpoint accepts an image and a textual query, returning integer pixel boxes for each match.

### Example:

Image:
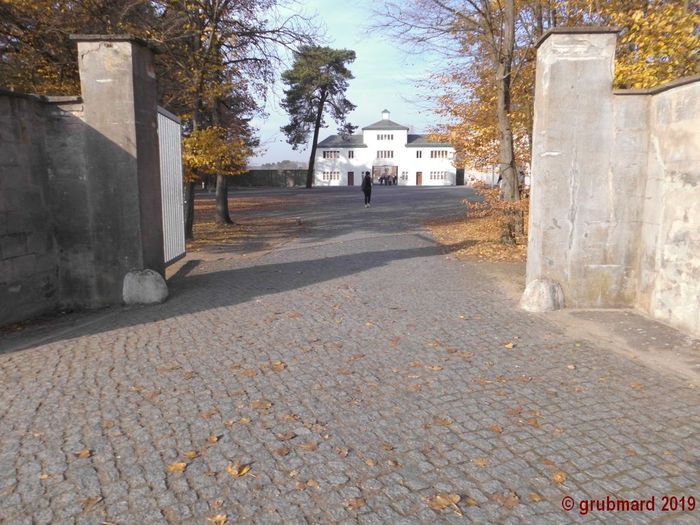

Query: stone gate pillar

[71,35,164,305]
[523,28,638,310]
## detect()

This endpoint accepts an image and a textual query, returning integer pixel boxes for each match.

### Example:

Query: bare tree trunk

[212,100,232,223]
[184,180,196,240]
[306,92,327,188]
[497,0,519,202]
[215,173,232,224]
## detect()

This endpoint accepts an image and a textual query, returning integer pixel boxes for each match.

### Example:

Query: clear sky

[250,0,442,165]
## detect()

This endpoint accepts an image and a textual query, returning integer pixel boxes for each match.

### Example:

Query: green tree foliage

[280,46,357,188]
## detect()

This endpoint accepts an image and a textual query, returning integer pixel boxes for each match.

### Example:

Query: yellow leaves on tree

[608,1,699,88]
[183,126,250,183]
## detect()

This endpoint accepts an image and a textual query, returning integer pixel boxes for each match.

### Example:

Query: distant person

[362,171,372,208]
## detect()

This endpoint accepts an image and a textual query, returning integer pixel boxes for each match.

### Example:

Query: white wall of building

[314,113,457,187]
[314,145,457,187]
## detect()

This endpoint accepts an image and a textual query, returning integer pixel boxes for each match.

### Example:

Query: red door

[416,172,422,186]
[348,172,354,186]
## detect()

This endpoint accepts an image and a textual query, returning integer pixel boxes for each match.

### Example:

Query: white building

[314,110,456,187]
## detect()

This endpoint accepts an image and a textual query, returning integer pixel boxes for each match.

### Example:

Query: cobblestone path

[1,187,698,524]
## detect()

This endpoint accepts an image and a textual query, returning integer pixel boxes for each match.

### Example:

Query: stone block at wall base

[520,279,565,312]
[122,269,168,305]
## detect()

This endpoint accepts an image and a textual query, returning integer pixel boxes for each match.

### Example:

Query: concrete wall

[0,36,165,326]
[0,93,59,322]
[638,82,700,335]
[525,27,700,337]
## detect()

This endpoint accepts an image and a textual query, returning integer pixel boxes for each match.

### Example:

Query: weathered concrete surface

[0,93,58,324]
[123,269,168,305]
[525,28,700,337]
[76,37,165,304]
[0,36,166,327]
[1,187,698,524]
[519,279,564,312]
[638,82,700,336]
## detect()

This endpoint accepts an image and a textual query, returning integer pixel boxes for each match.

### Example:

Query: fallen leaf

[271,360,286,371]
[306,479,320,489]
[241,369,257,378]
[101,420,115,429]
[552,471,567,484]
[277,431,297,441]
[298,442,318,452]
[489,424,503,433]
[251,399,272,410]
[75,449,92,459]
[276,447,290,456]
[529,493,543,502]
[206,514,228,525]
[288,469,299,478]
[504,341,515,349]
[212,499,224,509]
[542,458,556,466]
[390,336,401,347]
[428,493,461,514]
[207,435,220,444]
[39,473,49,480]
[200,410,218,419]
[345,497,365,510]
[630,383,645,390]
[226,463,251,478]
[473,457,489,468]
[382,443,395,451]
[433,416,453,427]
[365,458,377,467]
[239,417,251,425]
[184,450,199,460]
[348,353,365,362]
[427,365,443,371]
[507,406,523,417]
[168,462,187,473]
[428,339,442,348]
[409,361,423,368]
[526,418,541,428]
[336,447,349,458]
[494,490,519,509]
[81,496,103,509]
[224,420,235,428]
[465,496,478,507]
[567,364,576,370]
[182,371,195,380]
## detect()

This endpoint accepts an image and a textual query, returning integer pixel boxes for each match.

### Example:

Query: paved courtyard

[1,186,698,524]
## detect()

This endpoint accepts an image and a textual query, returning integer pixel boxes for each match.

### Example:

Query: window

[376,150,394,159]
[430,150,448,159]
[322,150,339,159]
[416,150,422,159]
[377,134,394,140]
[348,150,354,159]
[322,171,340,181]
[401,171,408,181]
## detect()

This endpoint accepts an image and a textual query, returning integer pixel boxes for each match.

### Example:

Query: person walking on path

[362,171,373,208]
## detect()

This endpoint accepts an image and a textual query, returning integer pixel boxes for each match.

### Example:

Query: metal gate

[157,107,186,265]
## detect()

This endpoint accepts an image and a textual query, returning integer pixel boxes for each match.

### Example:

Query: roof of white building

[361,118,410,131]
[406,134,452,148]
[316,110,454,149]
[316,134,367,148]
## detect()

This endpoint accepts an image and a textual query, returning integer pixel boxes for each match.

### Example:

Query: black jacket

[362,175,372,192]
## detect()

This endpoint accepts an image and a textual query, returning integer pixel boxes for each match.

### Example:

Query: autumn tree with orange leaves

[0,0,318,238]
[377,0,698,201]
